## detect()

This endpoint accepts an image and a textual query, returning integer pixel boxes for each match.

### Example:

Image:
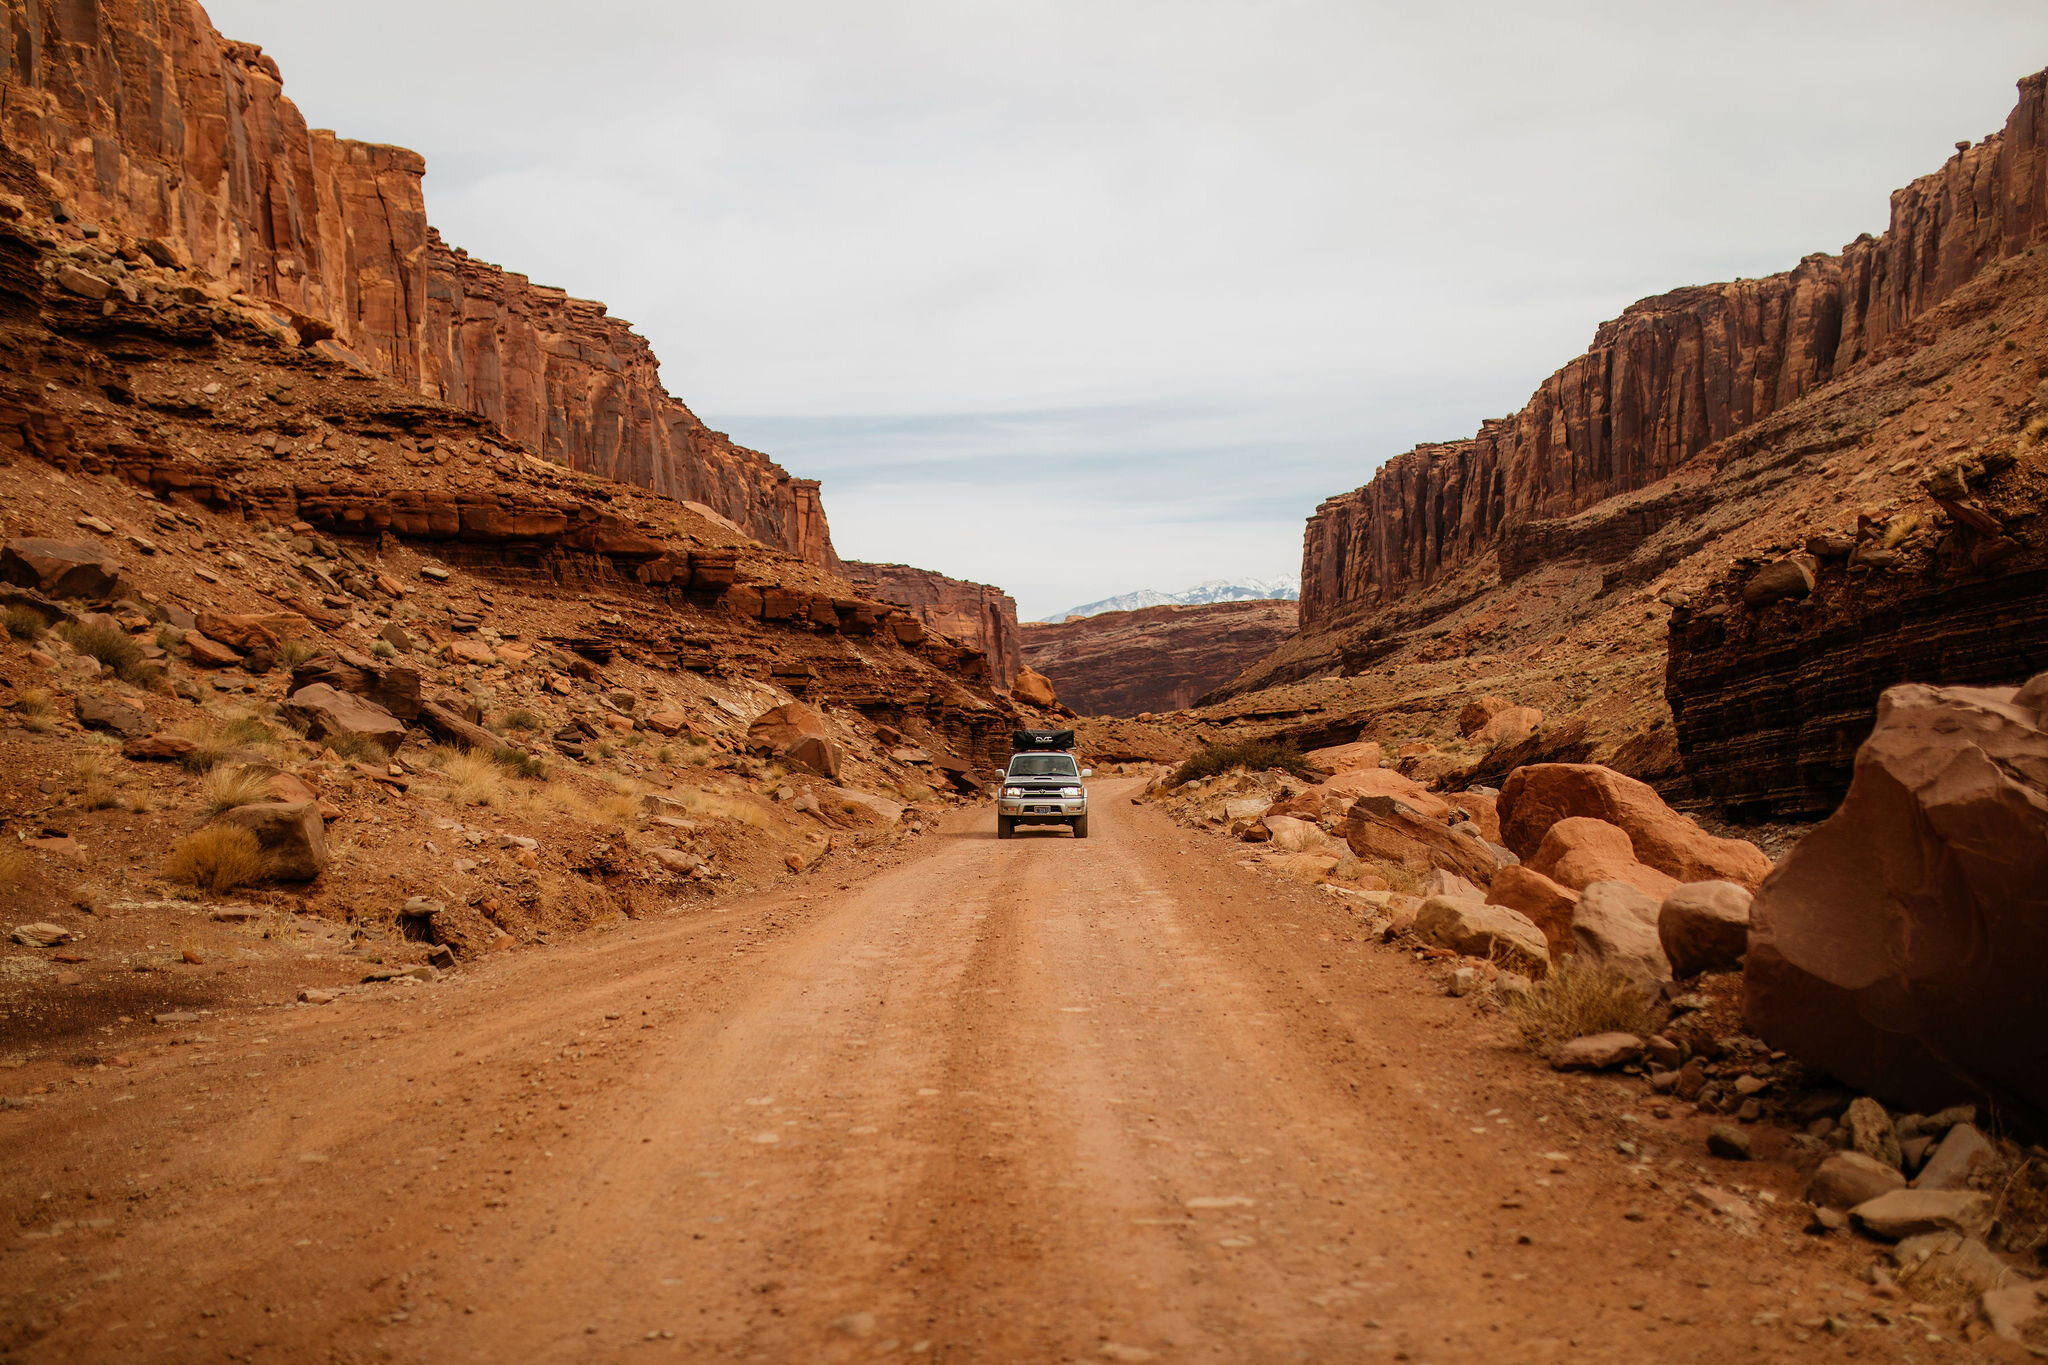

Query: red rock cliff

[842,562,1021,687]
[1022,599,1298,717]
[0,0,835,564]
[1300,68,2048,632]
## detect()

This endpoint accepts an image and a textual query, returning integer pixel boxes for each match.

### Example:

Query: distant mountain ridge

[1052,575,1299,622]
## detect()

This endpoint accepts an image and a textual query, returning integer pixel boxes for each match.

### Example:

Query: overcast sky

[205,1,2048,619]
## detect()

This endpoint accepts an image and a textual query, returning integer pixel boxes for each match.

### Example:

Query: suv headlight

[1060,786,1083,797]
[1003,786,1026,797]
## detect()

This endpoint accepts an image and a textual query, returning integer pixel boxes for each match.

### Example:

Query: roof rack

[1011,728,1075,752]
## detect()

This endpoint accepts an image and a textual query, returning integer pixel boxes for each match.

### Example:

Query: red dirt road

[2,781,1942,1362]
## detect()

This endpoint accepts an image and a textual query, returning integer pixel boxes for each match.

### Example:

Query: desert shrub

[0,841,30,891]
[1172,738,1318,786]
[2,605,47,642]
[14,686,54,733]
[59,620,157,686]
[2025,414,2048,444]
[320,730,387,763]
[164,824,266,893]
[499,708,543,733]
[200,765,273,814]
[73,754,119,811]
[369,638,397,660]
[1504,958,1655,1051]
[654,745,675,765]
[489,747,547,780]
[274,638,317,668]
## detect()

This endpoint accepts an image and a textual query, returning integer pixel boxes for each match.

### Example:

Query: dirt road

[3,780,1917,1362]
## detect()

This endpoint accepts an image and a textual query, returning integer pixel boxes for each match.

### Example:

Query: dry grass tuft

[434,749,506,807]
[274,638,317,668]
[14,686,55,733]
[165,824,267,894]
[58,619,159,686]
[2,605,47,643]
[74,754,121,811]
[369,638,397,659]
[319,730,387,763]
[200,766,274,814]
[2025,414,2048,444]
[498,708,543,733]
[1504,957,1655,1051]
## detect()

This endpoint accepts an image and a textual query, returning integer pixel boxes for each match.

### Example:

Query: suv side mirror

[1080,768,1093,778]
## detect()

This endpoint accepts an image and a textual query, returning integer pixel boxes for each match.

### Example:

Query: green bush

[2,605,47,642]
[1171,738,1318,786]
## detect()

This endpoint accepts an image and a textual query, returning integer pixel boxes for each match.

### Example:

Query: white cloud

[205,0,2048,613]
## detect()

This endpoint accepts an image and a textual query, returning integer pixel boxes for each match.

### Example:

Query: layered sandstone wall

[1022,599,1298,717]
[1301,69,2048,632]
[0,0,833,562]
[842,562,1020,687]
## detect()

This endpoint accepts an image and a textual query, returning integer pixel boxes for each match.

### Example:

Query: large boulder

[283,684,406,756]
[289,649,422,720]
[207,801,327,881]
[1456,695,1511,737]
[0,539,119,599]
[1486,864,1580,957]
[1498,763,1773,889]
[1012,666,1058,708]
[75,694,153,739]
[1658,881,1753,977]
[1570,880,1672,1001]
[1306,740,1383,773]
[1527,816,1678,899]
[1324,767,1452,820]
[1476,705,1543,747]
[1744,676,2048,1119]
[747,703,842,779]
[1342,795,1499,885]
[1412,895,1549,975]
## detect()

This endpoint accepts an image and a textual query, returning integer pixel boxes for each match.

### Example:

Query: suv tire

[997,815,1015,839]
[1072,814,1089,839]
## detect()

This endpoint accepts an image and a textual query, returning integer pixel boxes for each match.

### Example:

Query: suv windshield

[1008,754,1079,778]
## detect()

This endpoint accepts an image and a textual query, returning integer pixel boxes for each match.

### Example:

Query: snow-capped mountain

[1053,576,1299,622]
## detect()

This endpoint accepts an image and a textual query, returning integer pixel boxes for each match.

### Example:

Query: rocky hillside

[1022,599,1296,716]
[0,0,835,564]
[840,562,1021,690]
[0,196,1057,1002]
[1183,67,2048,814]
[1284,68,2048,654]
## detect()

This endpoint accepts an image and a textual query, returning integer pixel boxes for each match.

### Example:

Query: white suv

[997,750,1091,839]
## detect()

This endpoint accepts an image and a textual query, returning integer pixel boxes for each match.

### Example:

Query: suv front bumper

[998,794,1087,823]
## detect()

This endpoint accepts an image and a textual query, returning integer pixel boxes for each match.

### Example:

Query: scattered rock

[10,922,74,947]
[1981,1281,2048,1342]
[1850,1189,1992,1240]
[1551,1032,1644,1071]
[1569,880,1672,1000]
[1806,1153,1907,1210]
[1476,705,1543,747]
[1,539,122,599]
[1706,1125,1753,1160]
[207,801,328,881]
[1457,695,1511,737]
[1742,556,1817,606]
[1485,864,1580,956]
[122,733,200,762]
[1658,880,1752,977]
[285,684,407,756]
[1915,1123,1994,1191]
[1844,1097,1902,1170]
[74,695,153,738]
[1411,895,1548,975]
[1342,796,1500,886]
[183,632,241,667]
[298,989,336,1005]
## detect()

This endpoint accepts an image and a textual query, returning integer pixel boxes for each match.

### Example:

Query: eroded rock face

[1021,599,1298,717]
[1295,70,2048,636]
[843,563,1019,687]
[1012,666,1058,709]
[0,0,834,563]
[1745,675,2048,1120]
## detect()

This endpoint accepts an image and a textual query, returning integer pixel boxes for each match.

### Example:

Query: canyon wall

[1023,599,1298,717]
[1300,68,2048,633]
[0,0,834,563]
[842,562,1020,688]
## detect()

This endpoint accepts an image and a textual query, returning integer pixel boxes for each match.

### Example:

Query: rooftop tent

[1012,728,1076,752]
